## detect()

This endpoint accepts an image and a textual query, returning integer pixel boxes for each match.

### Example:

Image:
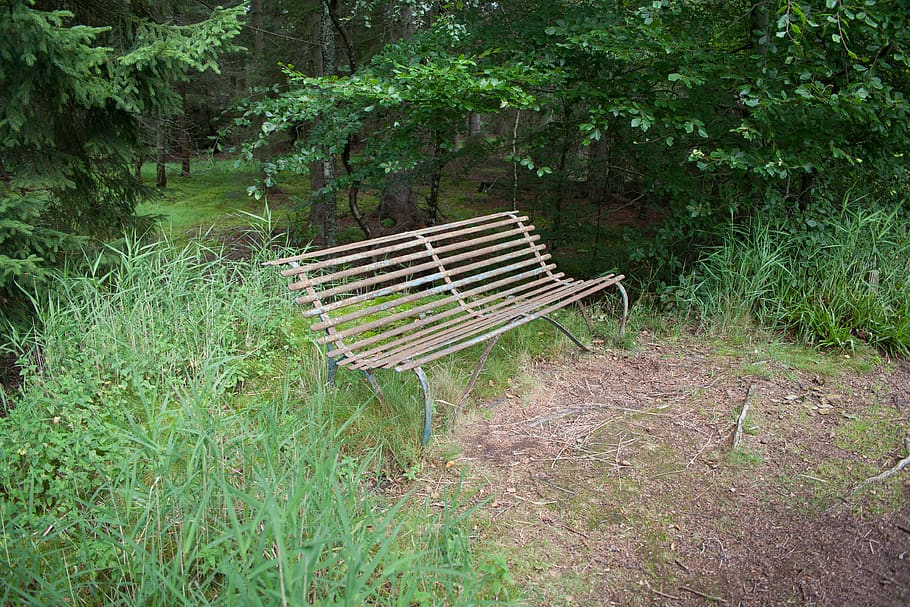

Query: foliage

[0,1,243,320]
[0,233,517,606]
[234,16,543,219]
[491,0,910,276]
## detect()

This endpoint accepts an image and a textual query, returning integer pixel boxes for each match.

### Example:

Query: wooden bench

[266,211,628,444]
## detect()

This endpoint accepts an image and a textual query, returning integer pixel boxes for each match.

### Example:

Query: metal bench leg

[576,301,595,333]
[414,366,433,445]
[539,315,593,352]
[362,370,385,402]
[616,281,629,338]
[327,355,338,385]
[456,333,503,414]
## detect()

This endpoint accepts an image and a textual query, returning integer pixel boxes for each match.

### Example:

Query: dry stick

[645,581,682,601]
[848,436,910,497]
[679,585,728,604]
[732,384,757,451]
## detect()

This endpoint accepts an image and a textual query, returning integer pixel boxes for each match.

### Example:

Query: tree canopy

[237,0,909,274]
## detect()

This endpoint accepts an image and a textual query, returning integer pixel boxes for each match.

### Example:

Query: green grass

[0,227,521,606]
[136,158,307,237]
[675,205,910,356]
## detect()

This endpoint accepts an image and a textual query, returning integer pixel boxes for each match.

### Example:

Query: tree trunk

[134,155,143,183]
[155,115,167,188]
[467,112,482,137]
[751,1,770,58]
[178,85,190,176]
[425,132,443,225]
[380,172,422,232]
[251,0,264,59]
[341,138,372,238]
[309,0,337,246]
[156,161,167,188]
[379,2,422,230]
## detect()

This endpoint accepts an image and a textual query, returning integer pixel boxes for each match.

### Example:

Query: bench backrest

[266,211,568,364]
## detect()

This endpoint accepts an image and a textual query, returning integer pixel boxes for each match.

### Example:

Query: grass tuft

[675,205,910,356]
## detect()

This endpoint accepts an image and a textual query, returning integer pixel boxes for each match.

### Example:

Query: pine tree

[0,1,243,319]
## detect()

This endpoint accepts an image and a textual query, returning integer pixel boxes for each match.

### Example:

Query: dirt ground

[423,335,910,606]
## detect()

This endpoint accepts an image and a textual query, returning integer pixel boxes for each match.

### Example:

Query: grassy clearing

[136,158,307,238]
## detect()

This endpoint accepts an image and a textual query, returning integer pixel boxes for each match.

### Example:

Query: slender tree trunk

[155,115,167,188]
[251,0,264,59]
[341,138,371,237]
[467,112,482,137]
[379,3,421,230]
[178,85,190,176]
[320,0,337,246]
[426,132,443,225]
[307,5,340,246]
[751,1,770,58]
[134,155,143,183]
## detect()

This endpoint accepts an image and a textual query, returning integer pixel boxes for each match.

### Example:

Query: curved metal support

[363,370,385,402]
[615,281,629,338]
[539,315,592,352]
[455,333,503,417]
[327,355,338,385]
[414,366,433,445]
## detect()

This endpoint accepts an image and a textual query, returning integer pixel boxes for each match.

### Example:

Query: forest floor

[417,333,910,606]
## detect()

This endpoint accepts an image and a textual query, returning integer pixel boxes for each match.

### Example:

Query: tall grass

[676,206,910,355]
[0,230,514,605]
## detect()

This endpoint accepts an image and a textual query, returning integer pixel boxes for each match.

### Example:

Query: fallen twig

[679,585,728,604]
[645,582,682,601]
[732,384,758,450]
[847,436,910,497]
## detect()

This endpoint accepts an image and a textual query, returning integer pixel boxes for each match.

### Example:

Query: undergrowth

[0,228,519,606]
[675,205,910,356]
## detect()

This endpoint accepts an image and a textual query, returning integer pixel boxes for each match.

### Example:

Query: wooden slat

[392,274,625,371]
[288,225,537,290]
[272,213,527,272]
[305,248,550,326]
[333,273,578,364]
[352,277,603,369]
[292,234,540,302]
[308,253,553,336]
[318,264,562,346]
[324,266,563,354]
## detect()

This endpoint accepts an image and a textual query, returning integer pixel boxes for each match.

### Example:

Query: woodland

[1,1,909,605]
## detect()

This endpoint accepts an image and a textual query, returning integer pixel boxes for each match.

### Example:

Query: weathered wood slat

[292,235,541,302]
[323,271,569,356]
[305,250,551,328]
[349,276,610,369]
[333,275,586,366]
[393,274,624,371]
[273,213,528,273]
[317,265,563,347]
[287,225,537,289]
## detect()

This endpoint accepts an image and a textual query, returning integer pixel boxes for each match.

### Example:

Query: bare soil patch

[426,337,910,606]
